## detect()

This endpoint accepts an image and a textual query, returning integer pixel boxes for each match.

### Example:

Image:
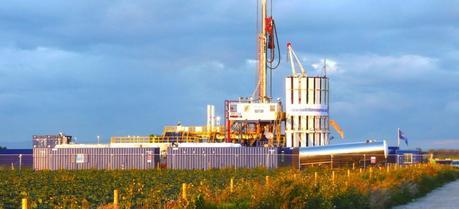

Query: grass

[0,164,457,209]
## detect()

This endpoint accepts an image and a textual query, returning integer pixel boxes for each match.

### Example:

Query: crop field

[0,164,458,209]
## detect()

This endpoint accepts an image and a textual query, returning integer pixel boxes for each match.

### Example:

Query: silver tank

[299,140,388,167]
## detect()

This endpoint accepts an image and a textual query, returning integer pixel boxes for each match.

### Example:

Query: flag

[398,129,408,146]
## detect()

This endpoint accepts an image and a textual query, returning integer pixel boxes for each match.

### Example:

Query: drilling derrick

[256,0,279,102]
[224,0,283,146]
[258,0,268,102]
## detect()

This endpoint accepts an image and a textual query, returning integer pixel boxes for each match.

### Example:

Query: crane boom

[287,42,306,76]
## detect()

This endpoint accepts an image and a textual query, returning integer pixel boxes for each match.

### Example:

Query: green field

[0,164,458,209]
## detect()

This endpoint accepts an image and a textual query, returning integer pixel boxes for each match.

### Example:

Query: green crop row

[0,164,457,209]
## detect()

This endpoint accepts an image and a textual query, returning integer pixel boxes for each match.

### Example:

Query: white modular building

[285,76,329,147]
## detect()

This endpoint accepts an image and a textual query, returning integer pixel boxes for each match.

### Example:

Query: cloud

[341,54,438,78]
[246,59,258,66]
[298,52,458,147]
[445,101,459,115]
[311,58,338,75]
[182,61,225,73]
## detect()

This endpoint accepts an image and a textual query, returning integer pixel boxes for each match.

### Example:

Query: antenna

[323,58,327,77]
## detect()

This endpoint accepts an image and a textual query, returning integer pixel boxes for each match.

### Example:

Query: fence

[167,147,281,169]
[0,154,33,169]
[0,152,431,170]
[33,147,160,170]
[110,136,204,144]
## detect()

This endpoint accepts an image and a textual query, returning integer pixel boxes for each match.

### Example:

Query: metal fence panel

[166,146,279,170]
[33,147,160,170]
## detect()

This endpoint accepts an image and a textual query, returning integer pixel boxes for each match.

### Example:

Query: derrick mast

[258,0,268,101]
[256,0,278,102]
[224,0,283,146]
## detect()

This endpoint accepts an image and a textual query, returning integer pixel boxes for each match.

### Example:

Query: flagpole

[397,128,400,147]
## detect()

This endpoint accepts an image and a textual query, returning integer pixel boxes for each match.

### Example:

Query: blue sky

[0,0,458,149]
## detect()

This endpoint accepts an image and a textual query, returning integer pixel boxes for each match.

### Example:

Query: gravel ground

[393,179,459,209]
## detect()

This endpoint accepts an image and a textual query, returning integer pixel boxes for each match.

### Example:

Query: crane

[286,42,306,76]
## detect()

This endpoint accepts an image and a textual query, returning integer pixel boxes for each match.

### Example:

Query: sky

[0,0,458,149]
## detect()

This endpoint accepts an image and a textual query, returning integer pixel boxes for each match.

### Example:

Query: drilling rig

[225,0,284,146]
[111,0,344,148]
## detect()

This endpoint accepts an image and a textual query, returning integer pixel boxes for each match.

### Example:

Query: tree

[0,146,6,150]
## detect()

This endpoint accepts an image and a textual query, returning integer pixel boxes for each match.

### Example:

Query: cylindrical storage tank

[299,141,388,168]
[285,76,329,147]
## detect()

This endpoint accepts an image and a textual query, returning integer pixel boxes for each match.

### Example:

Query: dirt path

[393,179,459,209]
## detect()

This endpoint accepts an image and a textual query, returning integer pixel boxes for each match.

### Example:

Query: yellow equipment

[330,119,344,139]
